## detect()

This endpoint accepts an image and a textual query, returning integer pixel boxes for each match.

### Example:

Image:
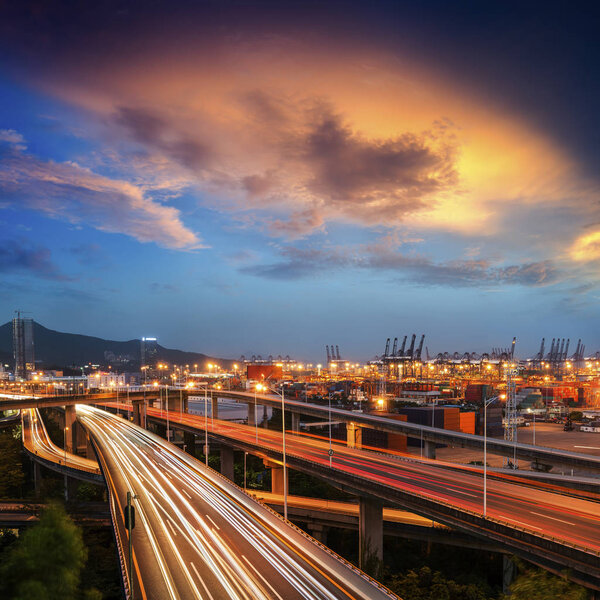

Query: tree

[0,502,87,600]
[504,561,588,600]
[387,566,492,600]
[0,429,25,498]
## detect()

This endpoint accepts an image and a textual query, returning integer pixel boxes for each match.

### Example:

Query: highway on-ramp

[77,405,396,600]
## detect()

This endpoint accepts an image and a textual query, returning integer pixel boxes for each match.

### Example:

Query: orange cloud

[33,34,598,248]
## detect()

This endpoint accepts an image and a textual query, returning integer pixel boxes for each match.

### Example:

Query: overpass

[21,409,103,490]
[76,405,397,600]
[140,405,600,591]
[5,388,600,473]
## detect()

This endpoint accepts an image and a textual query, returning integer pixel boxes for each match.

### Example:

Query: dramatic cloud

[0,138,202,250]
[241,243,559,288]
[300,109,458,219]
[570,230,600,262]
[0,239,69,280]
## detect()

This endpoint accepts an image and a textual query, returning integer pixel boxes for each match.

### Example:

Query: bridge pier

[133,400,147,428]
[33,461,42,497]
[309,523,327,545]
[264,460,288,496]
[347,422,362,449]
[64,474,78,502]
[85,432,95,460]
[423,440,436,459]
[183,431,196,455]
[248,402,257,426]
[220,446,234,481]
[503,555,516,594]
[291,413,300,433]
[359,497,383,569]
[64,405,76,453]
[211,396,219,419]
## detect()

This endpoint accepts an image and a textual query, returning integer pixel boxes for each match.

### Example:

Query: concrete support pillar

[85,432,96,460]
[33,461,42,497]
[133,400,147,428]
[264,459,288,496]
[183,431,196,455]
[64,405,76,453]
[211,396,219,420]
[310,523,327,544]
[347,422,362,449]
[248,403,257,426]
[503,555,516,595]
[155,422,167,438]
[220,446,234,481]
[423,440,436,459]
[64,475,78,502]
[291,413,300,433]
[359,497,383,569]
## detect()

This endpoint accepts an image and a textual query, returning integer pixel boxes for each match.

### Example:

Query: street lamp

[483,396,496,518]
[262,382,288,520]
[254,383,264,443]
[204,384,209,466]
[328,391,333,467]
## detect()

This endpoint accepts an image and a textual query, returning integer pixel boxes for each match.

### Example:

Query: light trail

[77,405,396,600]
[137,405,600,554]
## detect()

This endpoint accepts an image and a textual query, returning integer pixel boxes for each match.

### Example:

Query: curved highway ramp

[77,405,397,600]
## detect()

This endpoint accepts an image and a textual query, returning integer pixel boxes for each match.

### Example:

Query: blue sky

[0,1,599,361]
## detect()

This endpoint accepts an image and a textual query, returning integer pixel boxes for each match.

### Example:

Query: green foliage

[83,588,103,600]
[80,527,122,600]
[504,560,589,600]
[0,502,87,600]
[76,482,105,502]
[388,566,493,600]
[0,428,25,498]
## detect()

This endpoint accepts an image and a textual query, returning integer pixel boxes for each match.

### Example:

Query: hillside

[0,321,231,370]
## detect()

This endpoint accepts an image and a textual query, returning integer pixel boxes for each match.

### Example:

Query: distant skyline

[1,1,599,360]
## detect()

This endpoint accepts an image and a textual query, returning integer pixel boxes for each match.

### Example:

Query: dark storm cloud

[0,239,70,280]
[115,107,212,171]
[241,245,559,287]
[302,109,457,213]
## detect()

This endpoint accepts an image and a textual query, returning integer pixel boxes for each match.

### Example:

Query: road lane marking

[451,490,477,498]
[205,514,220,530]
[166,518,178,537]
[181,488,192,500]
[529,511,575,526]
[241,554,285,600]
[190,561,215,600]
[574,446,600,450]
[507,518,542,531]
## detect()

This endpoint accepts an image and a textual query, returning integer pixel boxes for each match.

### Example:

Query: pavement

[77,405,397,600]
[139,405,600,555]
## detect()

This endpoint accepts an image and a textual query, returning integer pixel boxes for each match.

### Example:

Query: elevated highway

[21,408,103,485]
[5,388,600,473]
[77,405,397,600]
[141,406,600,591]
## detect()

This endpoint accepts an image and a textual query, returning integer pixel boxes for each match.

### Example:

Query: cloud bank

[0,136,202,250]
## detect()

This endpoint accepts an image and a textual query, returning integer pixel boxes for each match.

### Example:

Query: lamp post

[279,384,288,521]
[263,382,288,519]
[483,396,496,518]
[166,385,170,441]
[204,384,209,466]
[254,383,265,443]
[64,425,68,465]
[328,391,333,467]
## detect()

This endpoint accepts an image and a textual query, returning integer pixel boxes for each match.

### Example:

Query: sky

[0,0,599,361]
